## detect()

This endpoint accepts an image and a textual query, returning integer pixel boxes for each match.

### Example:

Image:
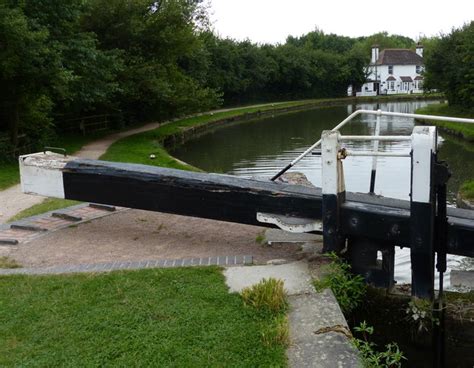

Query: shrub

[313,253,366,315]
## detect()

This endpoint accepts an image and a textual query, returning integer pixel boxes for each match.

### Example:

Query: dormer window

[388,65,394,74]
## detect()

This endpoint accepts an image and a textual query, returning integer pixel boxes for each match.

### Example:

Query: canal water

[172,100,474,286]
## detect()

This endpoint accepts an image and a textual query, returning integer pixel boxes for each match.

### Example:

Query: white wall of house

[349,47,424,97]
[366,64,424,95]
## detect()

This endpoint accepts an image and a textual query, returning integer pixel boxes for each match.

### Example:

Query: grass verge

[0,267,287,367]
[416,103,474,141]
[460,180,474,201]
[8,198,81,223]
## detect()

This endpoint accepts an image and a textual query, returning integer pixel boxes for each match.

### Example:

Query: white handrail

[270,108,474,181]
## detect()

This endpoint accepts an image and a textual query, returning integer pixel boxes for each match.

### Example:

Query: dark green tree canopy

[424,22,473,109]
[1,0,427,152]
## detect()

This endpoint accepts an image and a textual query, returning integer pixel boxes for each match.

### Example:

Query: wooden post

[410,126,437,299]
[321,130,346,253]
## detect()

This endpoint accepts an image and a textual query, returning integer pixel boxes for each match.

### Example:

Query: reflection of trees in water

[438,135,474,202]
[173,100,468,201]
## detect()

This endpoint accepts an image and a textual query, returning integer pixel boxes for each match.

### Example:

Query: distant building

[348,44,424,96]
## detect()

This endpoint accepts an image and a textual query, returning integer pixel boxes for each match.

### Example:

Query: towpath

[0,103,276,223]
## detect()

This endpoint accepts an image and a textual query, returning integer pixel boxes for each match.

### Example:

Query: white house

[349,44,424,96]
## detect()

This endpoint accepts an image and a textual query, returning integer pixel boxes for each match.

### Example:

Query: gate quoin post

[321,130,346,253]
[410,126,437,299]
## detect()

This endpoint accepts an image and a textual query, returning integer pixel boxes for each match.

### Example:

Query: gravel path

[0,122,162,224]
[0,103,275,224]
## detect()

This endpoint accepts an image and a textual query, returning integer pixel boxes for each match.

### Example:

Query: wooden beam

[19,153,474,257]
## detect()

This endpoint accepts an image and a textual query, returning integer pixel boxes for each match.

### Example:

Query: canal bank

[415,103,474,209]
[100,94,443,172]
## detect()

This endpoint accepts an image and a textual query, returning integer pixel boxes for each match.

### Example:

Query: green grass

[416,103,474,141]
[0,163,19,191]
[8,198,81,222]
[0,256,21,269]
[0,267,287,367]
[99,98,348,167]
[460,180,474,201]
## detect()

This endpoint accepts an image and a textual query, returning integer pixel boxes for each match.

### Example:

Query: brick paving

[0,255,253,275]
[0,203,127,245]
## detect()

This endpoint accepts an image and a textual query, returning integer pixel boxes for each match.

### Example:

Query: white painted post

[410,126,437,299]
[321,130,345,253]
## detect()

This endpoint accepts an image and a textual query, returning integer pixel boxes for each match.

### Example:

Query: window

[388,65,394,74]
[416,65,422,74]
[389,81,395,90]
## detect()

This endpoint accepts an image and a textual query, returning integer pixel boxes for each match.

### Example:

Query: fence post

[321,130,346,253]
[410,126,437,299]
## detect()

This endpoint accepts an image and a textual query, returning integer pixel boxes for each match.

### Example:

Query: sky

[209,0,473,44]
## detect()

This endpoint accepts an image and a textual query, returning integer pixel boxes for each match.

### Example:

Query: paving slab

[224,261,360,367]
[288,291,360,368]
[224,261,314,295]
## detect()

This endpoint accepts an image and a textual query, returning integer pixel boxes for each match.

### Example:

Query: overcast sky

[209,0,473,44]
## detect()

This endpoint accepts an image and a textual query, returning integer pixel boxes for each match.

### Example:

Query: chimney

[371,44,379,64]
[416,43,423,57]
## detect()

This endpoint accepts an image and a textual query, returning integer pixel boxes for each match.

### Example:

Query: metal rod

[270,110,364,180]
[270,108,474,181]
[369,112,381,193]
[346,151,411,157]
[356,109,474,124]
[339,135,411,141]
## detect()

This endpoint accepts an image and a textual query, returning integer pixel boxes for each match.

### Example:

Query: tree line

[424,21,473,110]
[3,0,464,155]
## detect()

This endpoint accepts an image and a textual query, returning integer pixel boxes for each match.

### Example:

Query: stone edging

[0,255,253,275]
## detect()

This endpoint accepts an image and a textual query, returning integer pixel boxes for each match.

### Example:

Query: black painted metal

[434,162,449,368]
[61,159,474,260]
[410,147,436,299]
[322,193,346,253]
[347,237,395,289]
[369,169,376,194]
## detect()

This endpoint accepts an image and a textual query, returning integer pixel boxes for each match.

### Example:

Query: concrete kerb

[0,255,254,276]
[224,261,360,367]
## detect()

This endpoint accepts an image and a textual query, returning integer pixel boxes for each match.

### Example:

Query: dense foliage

[0,0,421,152]
[424,22,473,110]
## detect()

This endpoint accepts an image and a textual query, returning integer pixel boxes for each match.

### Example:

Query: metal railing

[271,109,474,181]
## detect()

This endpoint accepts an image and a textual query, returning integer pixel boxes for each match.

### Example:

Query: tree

[0,4,61,148]
[424,22,474,109]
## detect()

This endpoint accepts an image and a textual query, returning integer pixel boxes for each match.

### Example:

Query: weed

[352,321,406,368]
[255,231,266,244]
[260,315,289,347]
[241,278,288,315]
[405,298,438,333]
[313,253,366,315]
[0,256,21,269]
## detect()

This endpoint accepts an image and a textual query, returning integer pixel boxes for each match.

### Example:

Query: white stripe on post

[411,126,437,204]
[19,152,68,199]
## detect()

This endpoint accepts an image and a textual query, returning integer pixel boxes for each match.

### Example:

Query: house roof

[414,76,424,80]
[375,49,423,66]
[400,76,413,82]
[386,76,396,81]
